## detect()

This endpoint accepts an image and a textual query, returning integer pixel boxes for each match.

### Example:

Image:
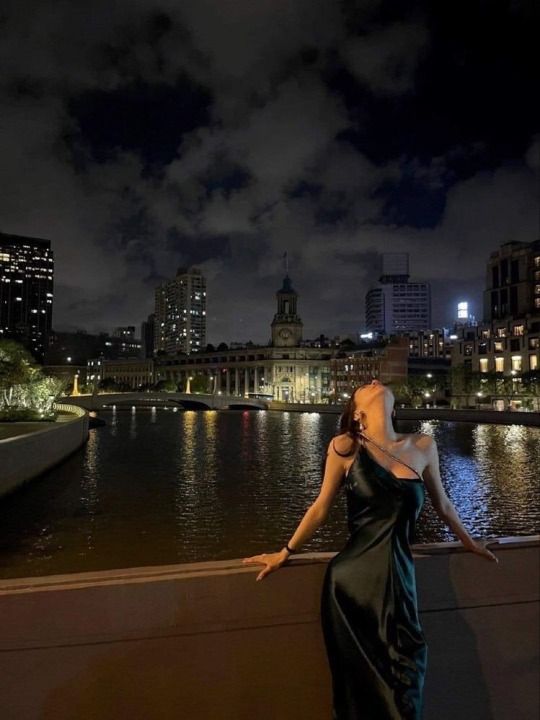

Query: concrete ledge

[0,403,89,499]
[0,536,537,720]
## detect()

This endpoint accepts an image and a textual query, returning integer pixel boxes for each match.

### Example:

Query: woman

[242,379,498,719]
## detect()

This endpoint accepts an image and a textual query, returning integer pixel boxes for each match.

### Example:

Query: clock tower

[271,274,303,347]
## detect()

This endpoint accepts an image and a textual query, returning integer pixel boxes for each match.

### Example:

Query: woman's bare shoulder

[409,432,436,451]
[329,432,357,456]
[414,431,435,443]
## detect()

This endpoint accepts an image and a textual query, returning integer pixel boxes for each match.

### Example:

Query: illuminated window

[479,358,489,372]
[511,356,522,372]
[495,357,504,372]
[530,355,538,371]
[513,325,524,335]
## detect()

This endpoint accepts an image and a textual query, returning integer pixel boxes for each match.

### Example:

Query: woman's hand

[466,538,499,563]
[242,550,288,581]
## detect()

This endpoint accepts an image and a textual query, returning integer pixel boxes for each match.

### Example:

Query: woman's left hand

[467,538,499,563]
[242,550,287,581]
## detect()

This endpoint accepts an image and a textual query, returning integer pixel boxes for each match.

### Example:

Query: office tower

[141,313,155,359]
[0,232,54,362]
[365,253,431,334]
[154,267,206,355]
[483,239,540,321]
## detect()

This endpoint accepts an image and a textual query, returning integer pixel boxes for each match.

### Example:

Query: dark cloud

[0,0,537,343]
[67,77,212,169]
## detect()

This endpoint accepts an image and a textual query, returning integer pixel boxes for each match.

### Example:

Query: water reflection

[0,411,538,579]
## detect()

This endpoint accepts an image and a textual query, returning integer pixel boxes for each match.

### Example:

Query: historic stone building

[153,273,413,403]
[155,273,334,402]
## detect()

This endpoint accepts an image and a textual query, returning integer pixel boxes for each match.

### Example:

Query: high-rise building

[0,232,54,362]
[365,253,431,333]
[141,313,155,359]
[483,239,540,321]
[154,267,207,355]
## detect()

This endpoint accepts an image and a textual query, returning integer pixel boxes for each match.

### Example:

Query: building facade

[87,358,155,390]
[483,239,540,321]
[154,267,206,355]
[113,326,136,340]
[141,313,155,359]
[154,274,412,403]
[330,336,409,401]
[365,253,431,334]
[451,315,540,376]
[452,239,540,409]
[406,328,453,359]
[0,232,54,362]
[45,330,141,366]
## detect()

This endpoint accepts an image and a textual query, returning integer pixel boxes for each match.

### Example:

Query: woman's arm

[242,436,350,580]
[420,435,498,562]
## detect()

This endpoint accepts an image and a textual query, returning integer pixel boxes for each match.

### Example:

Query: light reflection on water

[0,410,538,579]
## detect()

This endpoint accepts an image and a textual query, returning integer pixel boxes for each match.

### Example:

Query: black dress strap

[360,433,421,479]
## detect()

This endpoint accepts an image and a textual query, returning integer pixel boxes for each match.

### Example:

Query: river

[0,408,538,579]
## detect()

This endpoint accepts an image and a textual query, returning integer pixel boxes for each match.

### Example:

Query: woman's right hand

[467,538,499,563]
[241,550,288,581]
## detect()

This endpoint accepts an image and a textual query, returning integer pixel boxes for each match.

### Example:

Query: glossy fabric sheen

[320,445,428,719]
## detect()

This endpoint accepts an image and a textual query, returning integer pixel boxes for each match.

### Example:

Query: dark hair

[319,383,372,493]
[338,383,370,447]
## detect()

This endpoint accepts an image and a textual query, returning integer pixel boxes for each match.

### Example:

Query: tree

[0,339,40,407]
[217,342,229,351]
[154,378,178,392]
[0,339,65,419]
[190,374,211,393]
[449,365,485,408]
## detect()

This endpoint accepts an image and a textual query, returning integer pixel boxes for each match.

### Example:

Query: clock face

[279,328,291,339]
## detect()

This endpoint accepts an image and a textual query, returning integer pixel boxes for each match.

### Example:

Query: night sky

[1,1,538,344]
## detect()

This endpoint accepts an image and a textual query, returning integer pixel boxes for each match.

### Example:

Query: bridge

[59,392,270,411]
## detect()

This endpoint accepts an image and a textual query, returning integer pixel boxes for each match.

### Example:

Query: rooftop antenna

[283,251,289,275]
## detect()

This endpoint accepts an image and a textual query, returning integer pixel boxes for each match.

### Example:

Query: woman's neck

[361,415,398,445]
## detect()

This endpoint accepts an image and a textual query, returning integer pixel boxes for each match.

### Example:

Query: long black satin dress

[320,436,428,719]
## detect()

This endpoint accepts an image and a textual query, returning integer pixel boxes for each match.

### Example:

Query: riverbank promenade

[0,536,537,720]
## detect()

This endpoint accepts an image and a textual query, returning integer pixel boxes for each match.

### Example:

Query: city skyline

[0,2,537,343]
